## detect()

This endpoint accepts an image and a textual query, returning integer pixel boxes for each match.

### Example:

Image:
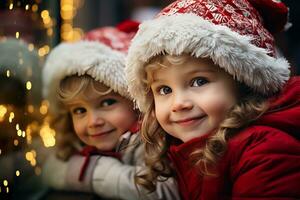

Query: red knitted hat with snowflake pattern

[126,0,291,112]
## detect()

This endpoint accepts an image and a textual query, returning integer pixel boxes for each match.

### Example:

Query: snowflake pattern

[158,0,276,56]
[224,4,235,13]
[177,0,196,8]
[84,27,132,53]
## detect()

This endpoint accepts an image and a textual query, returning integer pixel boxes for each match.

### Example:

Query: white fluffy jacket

[42,131,180,200]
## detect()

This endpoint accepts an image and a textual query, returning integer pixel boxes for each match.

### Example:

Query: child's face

[66,82,137,151]
[150,57,237,142]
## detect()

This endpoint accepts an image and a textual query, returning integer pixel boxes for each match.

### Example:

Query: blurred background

[0,0,299,199]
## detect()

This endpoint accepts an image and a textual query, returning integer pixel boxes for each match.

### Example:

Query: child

[42,23,180,200]
[125,0,300,199]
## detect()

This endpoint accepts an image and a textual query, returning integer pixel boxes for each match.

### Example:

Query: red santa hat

[125,0,291,112]
[43,20,139,114]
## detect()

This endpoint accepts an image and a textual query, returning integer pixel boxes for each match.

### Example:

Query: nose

[88,111,105,128]
[171,91,193,112]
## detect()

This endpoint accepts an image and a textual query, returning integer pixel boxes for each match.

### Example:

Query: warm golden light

[9,3,13,10]
[16,170,20,176]
[32,4,38,12]
[61,0,85,42]
[17,129,22,136]
[27,105,34,113]
[40,123,56,147]
[9,112,15,123]
[15,32,20,39]
[3,180,8,186]
[6,70,10,77]
[25,4,30,10]
[41,10,50,19]
[0,105,7,121]
[47,28,53,36]
[28,43,34,52]
[26,81,32,90]
[26,150,37,166]
[13,139,19,146]
[38,47,46,57]
[16,123,20,130]
[22,131,26,137]
[40,105,48,115]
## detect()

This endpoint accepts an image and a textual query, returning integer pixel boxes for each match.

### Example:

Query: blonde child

[125,0,300,199]
[42,23,179,200]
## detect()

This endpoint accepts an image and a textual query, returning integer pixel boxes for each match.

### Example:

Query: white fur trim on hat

[43,41,130,114]
[126,13,290,112]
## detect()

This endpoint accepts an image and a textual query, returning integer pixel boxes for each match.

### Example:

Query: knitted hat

[43,21,139,114]
[126,0,291,112]
[0,38,42,106]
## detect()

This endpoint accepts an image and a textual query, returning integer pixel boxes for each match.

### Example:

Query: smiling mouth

[90,129,115,138]
[174,116,206,126]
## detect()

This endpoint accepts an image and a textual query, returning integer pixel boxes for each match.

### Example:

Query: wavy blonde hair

[51,74,112,160]
[135,54,269,191]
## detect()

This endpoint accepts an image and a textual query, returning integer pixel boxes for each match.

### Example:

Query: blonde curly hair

[135,54,269,192]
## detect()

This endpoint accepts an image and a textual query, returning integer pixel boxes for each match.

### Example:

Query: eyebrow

[64,102,81,108]
[152,67,216,83]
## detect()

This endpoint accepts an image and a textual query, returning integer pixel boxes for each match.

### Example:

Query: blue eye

[191,77,208,87]
[72,107,86,115]
[158,86,172,95]
[101,98,117,107]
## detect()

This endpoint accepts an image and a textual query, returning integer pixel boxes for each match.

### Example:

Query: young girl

[42,24,180,200]
[125,0,300,199]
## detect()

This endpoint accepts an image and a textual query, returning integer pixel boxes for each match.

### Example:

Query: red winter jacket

[168,77,300,200]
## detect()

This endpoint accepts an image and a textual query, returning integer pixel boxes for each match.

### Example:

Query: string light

[16,170,20,177]
[13,139,19,146]
[27,105,34,113]
[15,32,20,39]
[22,131,26,137]
[47,28,53,36]
[39,122,56,147]
[0,105,7,122]
[9,112,14,123]
[3,180,8,187]
[40,100,49,115]
[26,150,37,166]
[31,4,38,12]
[60,0,85,41]
[26,81,32,90]
[28,43,34,51]
[6,70,10,77]
[17,129,22,136]
[9,3,13,10]
[25,4,30,10]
